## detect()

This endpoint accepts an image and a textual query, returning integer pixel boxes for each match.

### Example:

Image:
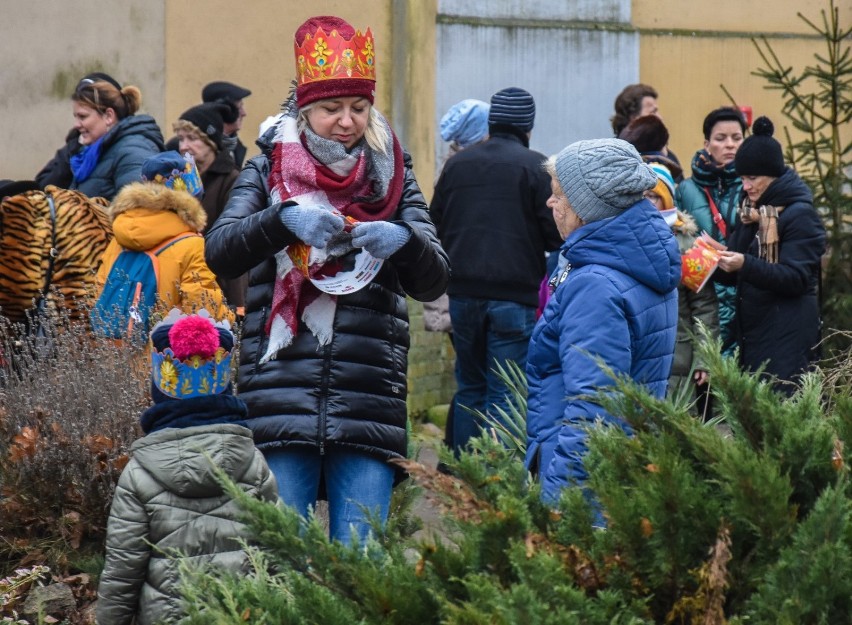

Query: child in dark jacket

[96,310,277,625]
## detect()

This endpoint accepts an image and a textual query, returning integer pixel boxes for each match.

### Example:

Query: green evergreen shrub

[177,332,851,624]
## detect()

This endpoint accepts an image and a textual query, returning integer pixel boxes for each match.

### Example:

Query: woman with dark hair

[68,76,164,200]
[716,117,825,392]
[676,106,747,353]
[610,83,659,137]
[618,113,683,180]
[204,15,448,544]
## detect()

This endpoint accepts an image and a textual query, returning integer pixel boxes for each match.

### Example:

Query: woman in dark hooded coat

[716,117,826,392]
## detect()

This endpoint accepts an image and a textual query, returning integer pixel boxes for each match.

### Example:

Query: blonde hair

[297,101,390,154]
[172,119,219,153]
[72,81,142,119]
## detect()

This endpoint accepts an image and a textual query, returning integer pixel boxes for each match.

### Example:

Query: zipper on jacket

[254,306,269,369]
[390,314,401,394]
[317,343,332,455]
[549,261,573,292]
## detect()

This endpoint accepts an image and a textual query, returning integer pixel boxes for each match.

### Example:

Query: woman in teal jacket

[675,107,747,352]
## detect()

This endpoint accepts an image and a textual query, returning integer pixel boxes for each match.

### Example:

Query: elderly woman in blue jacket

[525,138,680,508]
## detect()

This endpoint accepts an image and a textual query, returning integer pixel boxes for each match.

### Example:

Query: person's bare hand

[694,370,709,386]
[717,251,744,272]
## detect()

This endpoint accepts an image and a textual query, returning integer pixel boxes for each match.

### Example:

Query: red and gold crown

[294,18,376,106]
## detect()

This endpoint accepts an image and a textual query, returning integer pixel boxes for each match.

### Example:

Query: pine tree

[745,0,852,350]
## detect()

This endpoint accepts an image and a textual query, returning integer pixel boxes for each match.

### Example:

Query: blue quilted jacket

[525,199,680,504]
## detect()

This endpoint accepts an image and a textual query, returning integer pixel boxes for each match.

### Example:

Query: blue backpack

[91,233,197,340]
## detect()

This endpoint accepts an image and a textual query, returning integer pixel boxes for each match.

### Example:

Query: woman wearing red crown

[204,16,448,544]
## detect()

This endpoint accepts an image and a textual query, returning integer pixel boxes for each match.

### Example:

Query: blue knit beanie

[554,139,657,223]
[440,99,490,148]
[488,87,536,132]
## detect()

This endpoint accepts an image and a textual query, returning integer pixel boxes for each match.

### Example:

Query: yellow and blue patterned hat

[150,309,232,401]
[141,151,204,198]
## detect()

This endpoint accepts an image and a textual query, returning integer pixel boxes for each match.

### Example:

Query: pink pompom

[168,316,220,360]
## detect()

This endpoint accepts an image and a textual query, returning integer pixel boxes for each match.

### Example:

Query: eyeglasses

[644,192,663,207]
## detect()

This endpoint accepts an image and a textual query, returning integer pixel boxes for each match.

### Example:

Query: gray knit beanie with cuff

[555,138,657,223]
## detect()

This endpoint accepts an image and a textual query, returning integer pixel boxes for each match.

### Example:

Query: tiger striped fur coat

[0,185,112,324]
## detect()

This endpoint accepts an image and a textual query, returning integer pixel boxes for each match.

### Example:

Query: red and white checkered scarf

[261,108,404,363]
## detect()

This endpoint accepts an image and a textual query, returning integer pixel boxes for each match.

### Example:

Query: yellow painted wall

[633,0,837,34]
[160,1,437,205]
[634,0,852,170]
[163,1,394,165]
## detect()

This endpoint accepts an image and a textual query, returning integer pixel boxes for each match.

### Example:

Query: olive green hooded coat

[96,423,277,625]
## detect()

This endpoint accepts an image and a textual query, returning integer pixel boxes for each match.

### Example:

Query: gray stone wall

[0,0,166,179]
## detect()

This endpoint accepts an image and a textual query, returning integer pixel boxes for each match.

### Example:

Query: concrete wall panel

[0,0,165,180]
[436,22,638,164]
[440,0,629,23]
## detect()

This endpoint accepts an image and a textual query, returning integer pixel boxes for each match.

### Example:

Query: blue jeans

[263,447,395,545]
[449,297,536,454]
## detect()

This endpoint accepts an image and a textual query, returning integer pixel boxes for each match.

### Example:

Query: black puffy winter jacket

[205,130,449,472]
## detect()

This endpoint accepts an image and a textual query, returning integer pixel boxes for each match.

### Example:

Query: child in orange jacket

[95,152,233,327]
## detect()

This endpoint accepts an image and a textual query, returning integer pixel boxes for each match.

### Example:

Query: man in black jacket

[201,81,251,168]
[430,87,561,455]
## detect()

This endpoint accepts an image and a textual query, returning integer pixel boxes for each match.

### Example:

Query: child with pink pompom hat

[96,309,278,625]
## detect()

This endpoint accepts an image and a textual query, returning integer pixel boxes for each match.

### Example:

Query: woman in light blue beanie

[427,98,490,455]
[440,99,490,150]
[525,137,681,523]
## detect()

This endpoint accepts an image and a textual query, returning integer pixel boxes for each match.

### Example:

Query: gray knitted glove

[351,221,411,259]
[278,203,345,249]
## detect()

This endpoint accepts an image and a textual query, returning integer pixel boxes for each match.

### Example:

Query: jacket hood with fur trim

[673,210,698,238]
[110,182,207,232]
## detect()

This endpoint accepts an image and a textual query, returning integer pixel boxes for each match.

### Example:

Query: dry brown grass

[0,308,148,574]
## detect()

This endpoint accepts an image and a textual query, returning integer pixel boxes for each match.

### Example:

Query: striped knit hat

[488,87,536,132]
[648,163,676,211]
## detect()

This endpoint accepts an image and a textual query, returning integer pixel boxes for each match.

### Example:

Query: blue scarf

[70,136,106,184]
[140,394,248,434]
